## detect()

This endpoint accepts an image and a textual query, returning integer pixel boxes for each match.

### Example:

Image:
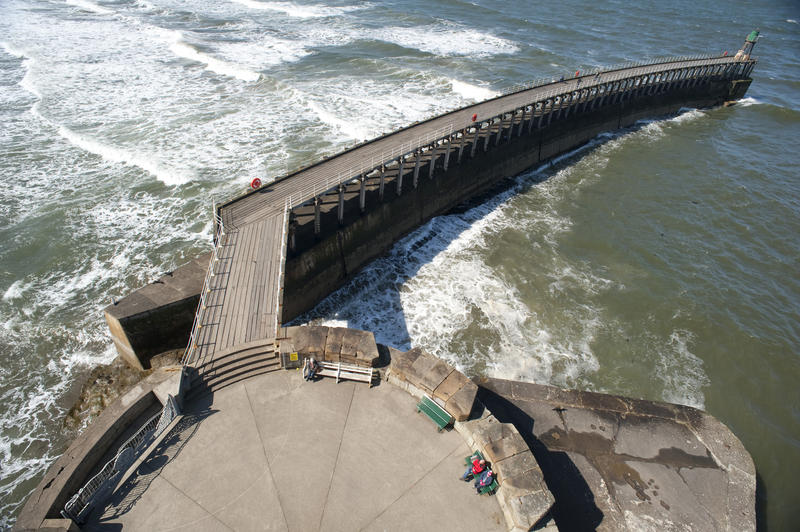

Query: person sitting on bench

[474,469,494,494]
[461,458,486,481]
[303,357,319,381]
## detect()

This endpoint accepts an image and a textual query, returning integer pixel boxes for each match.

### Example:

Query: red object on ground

[575,70,580,77]
[471,113,477,122]
[251,177,262,189]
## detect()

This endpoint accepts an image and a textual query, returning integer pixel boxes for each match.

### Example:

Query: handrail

[180,213,226,367]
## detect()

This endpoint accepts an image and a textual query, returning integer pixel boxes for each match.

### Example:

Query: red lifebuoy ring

[471,113,477,122]
[251,178,262,189]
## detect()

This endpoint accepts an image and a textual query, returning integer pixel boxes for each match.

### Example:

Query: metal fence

[62,395,180,523]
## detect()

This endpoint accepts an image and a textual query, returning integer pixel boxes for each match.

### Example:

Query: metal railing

[180,204,227,367]
[299,123,454,208]
[62,395,180,523]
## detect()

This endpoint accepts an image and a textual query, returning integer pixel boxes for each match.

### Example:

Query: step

[193,339,275,371]
[192,349,277,385]
[186,360,282,400]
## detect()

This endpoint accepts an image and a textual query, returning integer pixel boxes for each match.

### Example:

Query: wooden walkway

[190,212,287,367]
[184,54,754,368]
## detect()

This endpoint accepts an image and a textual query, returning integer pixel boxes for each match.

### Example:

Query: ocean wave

[169,36,261,82]
[65,0,113,15]
[230,0,367,18]
[57,125,191,185]
[449,78,498,102]
[378,25,519,57]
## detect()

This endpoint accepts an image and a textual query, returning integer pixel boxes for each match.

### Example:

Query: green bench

[417,395,453,431]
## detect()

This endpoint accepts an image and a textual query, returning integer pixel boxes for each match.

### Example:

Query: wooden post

[443,138,452,171]
[457,130,467,163]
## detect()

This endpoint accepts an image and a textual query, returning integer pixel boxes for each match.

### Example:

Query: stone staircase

[185,338,280,400]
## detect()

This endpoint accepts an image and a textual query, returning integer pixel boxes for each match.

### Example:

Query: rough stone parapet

[386,347,478,421]
[386,347,557,531]
[456,413,556,531]
[279,326,380,367]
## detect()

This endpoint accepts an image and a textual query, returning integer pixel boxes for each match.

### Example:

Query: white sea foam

[449,79,498,102]
[57,125,191,185]
[230,0,365,18]
[65,0,113,15]
[169,38,261,81]
[787,19,798,24]
[2,280,29,301]
[379,25,519,57]
[655,330,709,408]
[307,100,371,141]
[736,96,761,107]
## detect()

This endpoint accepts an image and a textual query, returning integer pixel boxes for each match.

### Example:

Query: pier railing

[180,205,226,366]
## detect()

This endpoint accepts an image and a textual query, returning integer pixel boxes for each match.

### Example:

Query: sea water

[0,0,797,528]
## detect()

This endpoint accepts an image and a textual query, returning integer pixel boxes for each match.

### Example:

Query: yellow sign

[290,352,298,361]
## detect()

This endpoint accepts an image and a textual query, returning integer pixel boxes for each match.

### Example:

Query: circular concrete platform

[84,370,505,531]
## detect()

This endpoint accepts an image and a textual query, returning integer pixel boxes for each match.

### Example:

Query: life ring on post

[251,177,262,189]
[471,113,477,122]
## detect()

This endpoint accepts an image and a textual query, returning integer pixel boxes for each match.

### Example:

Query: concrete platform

[83,370,505,531]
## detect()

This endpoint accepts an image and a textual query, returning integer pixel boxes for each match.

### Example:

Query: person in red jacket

[461,457,486,481]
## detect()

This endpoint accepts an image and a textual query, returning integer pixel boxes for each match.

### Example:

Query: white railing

[62,395,180,523]
[180,207,227,367]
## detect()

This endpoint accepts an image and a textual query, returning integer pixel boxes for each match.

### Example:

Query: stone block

[507,489,555,530]
[324,327,346,360]
[485,431,529,463]
[408,352,438,389]
[286,326,328,358]
[444,381,478,422]
[433,370,470,402]
[416,359,453,394]
[389,347,423,378]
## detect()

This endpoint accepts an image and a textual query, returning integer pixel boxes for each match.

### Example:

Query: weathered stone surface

[444,381,478,422]
[485,431,529,463]
[285,325,328,358]
[504,488,555,530]
[479,377,757,532]
[324,327,346,359]
[432,369,469,402]
[416,359,453,394]
[495,452,544,491]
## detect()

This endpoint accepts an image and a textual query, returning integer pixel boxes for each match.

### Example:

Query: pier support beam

[379,165,385,201]
[428,142,438,179]
[413,150,422,188]
[397,157,405,196]
[314,196,321,236]
[471,127,480,157]
[443,138,452,171]
[337,184,345,225]
[457,130,467,163]
[359,174,366,213]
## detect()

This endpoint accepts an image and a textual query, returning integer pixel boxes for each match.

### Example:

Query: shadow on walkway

[83,395,217,531]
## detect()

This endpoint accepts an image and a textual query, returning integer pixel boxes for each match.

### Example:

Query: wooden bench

[416,395,453,431]
[315,360,375,387]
